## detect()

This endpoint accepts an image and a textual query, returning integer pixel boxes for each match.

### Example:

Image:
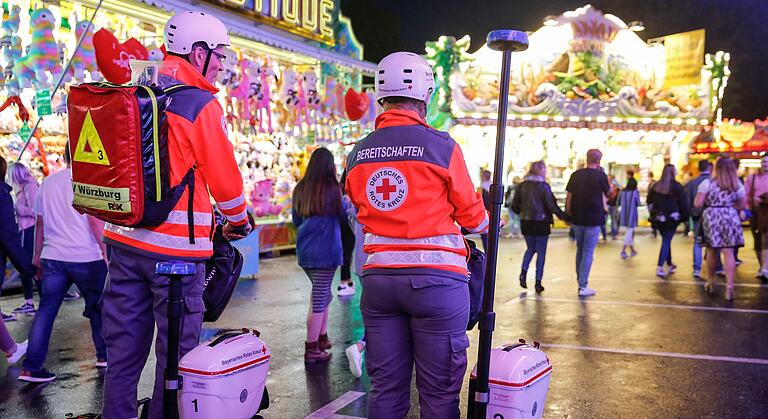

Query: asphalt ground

[1,230,767,418]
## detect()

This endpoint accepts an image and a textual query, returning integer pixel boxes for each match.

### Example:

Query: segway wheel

[258,386,270,412]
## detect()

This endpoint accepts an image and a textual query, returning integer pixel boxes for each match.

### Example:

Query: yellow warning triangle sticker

[73,111,110,165]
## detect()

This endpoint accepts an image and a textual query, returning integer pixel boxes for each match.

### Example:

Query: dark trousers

[657,227,676,267]
[19,226,37,300]
[340,218,355,281]
[362,274,469,418]
[23,259,107,371]
[522,235,549,281]
[0,226,36,304]
[102,246,205,419]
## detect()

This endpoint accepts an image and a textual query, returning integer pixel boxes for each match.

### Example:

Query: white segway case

[469,339,552,419]
[178,329,270,418]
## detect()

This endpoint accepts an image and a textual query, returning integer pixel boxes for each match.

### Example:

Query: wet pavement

[1,230,768,418]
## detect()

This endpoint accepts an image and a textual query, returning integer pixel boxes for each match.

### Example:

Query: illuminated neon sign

[205,0,337,45]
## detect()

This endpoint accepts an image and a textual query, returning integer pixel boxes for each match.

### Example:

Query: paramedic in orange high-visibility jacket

[101,11,251,419]
[345,52,489,419]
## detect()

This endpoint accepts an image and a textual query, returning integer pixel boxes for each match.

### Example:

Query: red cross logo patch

[366,167,408,212]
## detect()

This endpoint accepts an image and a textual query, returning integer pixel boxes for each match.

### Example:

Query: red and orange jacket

[345,109,489,279]
[104,56,247,259]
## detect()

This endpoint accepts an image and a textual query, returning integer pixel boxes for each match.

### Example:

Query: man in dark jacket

[0,156,36,322]
[685,160,712,278]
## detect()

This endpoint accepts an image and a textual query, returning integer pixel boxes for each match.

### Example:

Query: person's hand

[32,257,42,281]
[223,222,252,241]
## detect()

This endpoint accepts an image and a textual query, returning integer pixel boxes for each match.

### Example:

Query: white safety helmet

[375,52,435,105]
[164,11,230,55]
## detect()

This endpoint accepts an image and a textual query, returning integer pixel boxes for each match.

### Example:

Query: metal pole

[471,30,528,419]
[16,0,104,162]
[164,273,183,418]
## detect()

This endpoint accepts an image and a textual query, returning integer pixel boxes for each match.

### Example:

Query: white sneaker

[337,282,355,297]
[345,344,363,378]
[95,359,108,368]
[6,340,27,364]
[693,269,702,279]
[667,264,677,274]
[656,267,668,278]
[578,287,596,297]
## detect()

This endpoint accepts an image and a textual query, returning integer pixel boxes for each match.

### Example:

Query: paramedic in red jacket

[101,11,251,418]
[345,52,489,419]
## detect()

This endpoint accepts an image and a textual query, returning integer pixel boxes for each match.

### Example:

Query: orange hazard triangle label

[73,111,110,165]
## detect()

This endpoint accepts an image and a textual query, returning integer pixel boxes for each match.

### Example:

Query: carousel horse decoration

[13,8,62,89]
[69,18,100,81]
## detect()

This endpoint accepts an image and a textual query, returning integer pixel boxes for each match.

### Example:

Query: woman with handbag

[647,165,689,278]
[745,155,768,279]
[292,147,350,363]
[695,158,747,300]
[510,161,569,292]
[619,171,641,259]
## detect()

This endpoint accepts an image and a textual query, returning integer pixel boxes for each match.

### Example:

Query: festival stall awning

[78,0,377,74]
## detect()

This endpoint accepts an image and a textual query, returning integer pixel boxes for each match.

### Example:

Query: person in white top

[18,150,109,383]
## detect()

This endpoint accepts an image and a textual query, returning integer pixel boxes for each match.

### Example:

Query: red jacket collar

[162,56,219,94]
[375,109,431,129]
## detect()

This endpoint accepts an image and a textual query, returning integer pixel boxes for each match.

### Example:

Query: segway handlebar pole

[156,261,197,419]
[471,30,528,419]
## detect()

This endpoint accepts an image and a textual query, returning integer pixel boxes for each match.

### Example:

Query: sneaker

[18,369,56,383]
[95,359,108,368]
[630,250,638,257]
[63,291,80,301]
[1,312,17,322]
[667,264,677,274]
[715,269,725,277]
[757,269,768,280]
[656,267,668,278]
[337,282,355,297]
[693,269,702,279]
[620,251,628,260]
[578,287,596,297]
[6,340,28,364]
[12,302,36,314]
[345,344,363,378]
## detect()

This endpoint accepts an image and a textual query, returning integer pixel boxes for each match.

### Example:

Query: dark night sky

[340,0,768,121]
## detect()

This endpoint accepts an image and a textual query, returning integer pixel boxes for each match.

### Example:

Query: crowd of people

[498,152,768,303]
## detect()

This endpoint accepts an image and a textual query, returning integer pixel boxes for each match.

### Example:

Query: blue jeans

[658,227,676,267]
[692,219,703,271]
[506,208,520,235]
[573,225,600,288]
[23,259,107,372]
[608,206,619,238]
[522,235,549,281]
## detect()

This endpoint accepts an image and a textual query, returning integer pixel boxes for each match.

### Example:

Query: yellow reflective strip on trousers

[139,86,162,202]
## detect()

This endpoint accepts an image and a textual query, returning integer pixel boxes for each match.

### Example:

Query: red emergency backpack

[67,83,195,229]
